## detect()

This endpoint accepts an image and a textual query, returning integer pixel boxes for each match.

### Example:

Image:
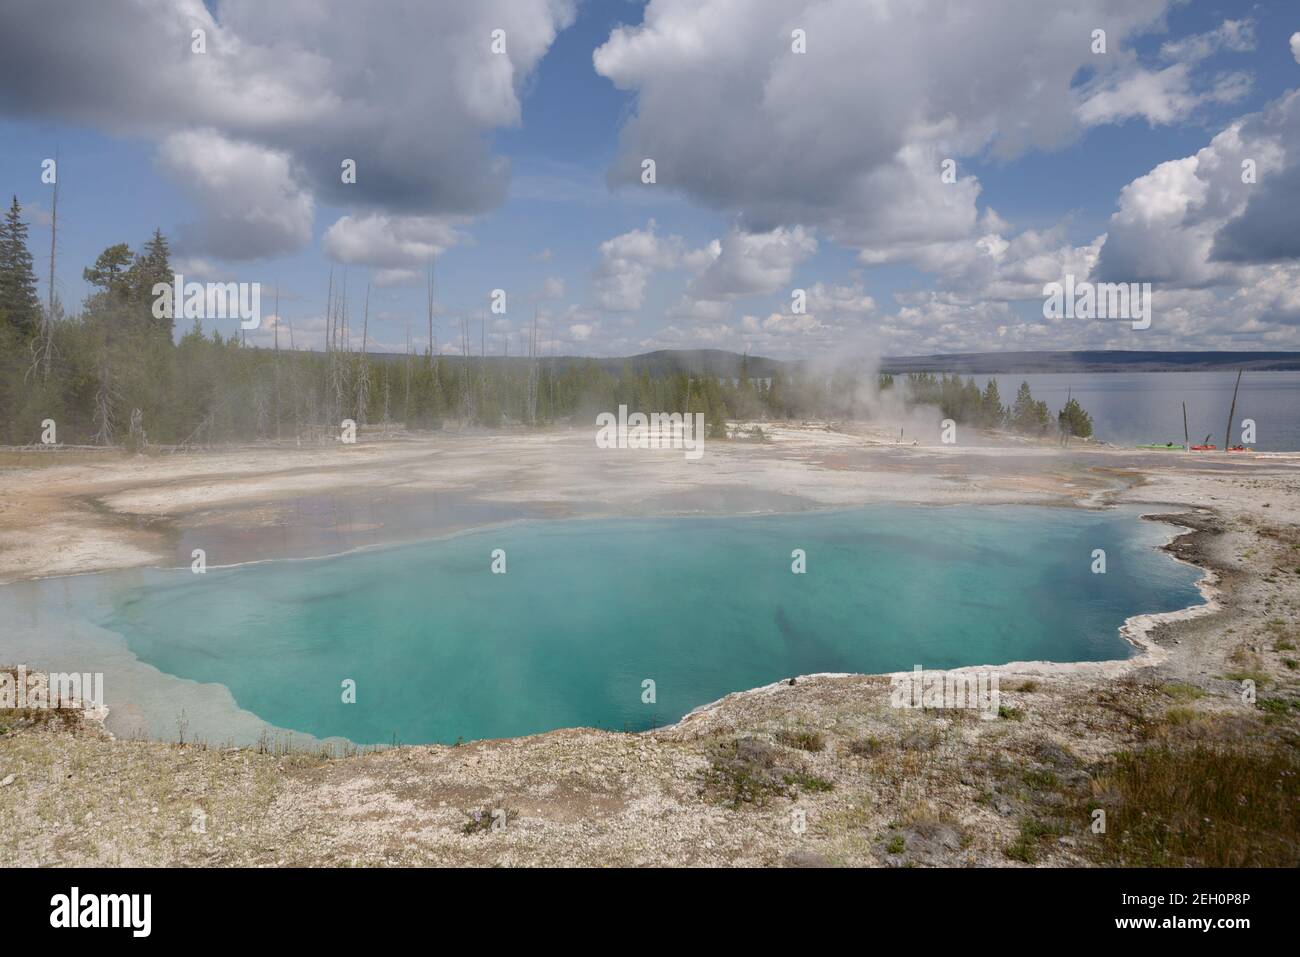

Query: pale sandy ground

[0,421,1187,583]
[1,423,1297,866]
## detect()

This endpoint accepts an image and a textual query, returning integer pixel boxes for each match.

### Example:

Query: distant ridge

[874,350,1300,373]
[591,349,787,377]
[616,349,1300,374]
[368,347,787,376]
[368,348,1300,374]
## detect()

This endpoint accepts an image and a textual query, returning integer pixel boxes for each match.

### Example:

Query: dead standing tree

[426,255,440,398]
[526,307,540,425]
[459,314,473,425]
[329,271,348,427]
[272,284,281,438]
[355,281,371,425]
[426,255,435,368]
[92,362,115,446]
[39,156,59,380]
[404,321,413,422]
[322,268,335,431]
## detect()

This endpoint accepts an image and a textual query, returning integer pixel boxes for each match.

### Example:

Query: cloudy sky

[1,0,1298,358]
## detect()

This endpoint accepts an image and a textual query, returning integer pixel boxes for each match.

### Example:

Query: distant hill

[589,349,787,377]
[368,348,785,377]
[369,348,1300,374]
[875,350,1300,373]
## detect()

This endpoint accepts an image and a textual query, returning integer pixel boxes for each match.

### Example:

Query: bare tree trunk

[328,271,346,424]
[462,312,473,423]
[404,322,412,422]
[340,269,349,353]
[527,308,539,425]
[426,255,435,368]
[1224,368,1243,450]
[323,269,334,431]
[93,363,114,446]
[325,268,334,355]
[41,161,58,380]
[128,408,145,446]
[273,284,281,439]
[356,281,371,425]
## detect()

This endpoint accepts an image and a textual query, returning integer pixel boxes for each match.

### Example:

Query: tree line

[893,372,1093,440]
[0,198,1091,446]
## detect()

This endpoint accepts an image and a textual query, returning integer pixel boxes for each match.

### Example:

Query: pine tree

[767,369,786,418]
[83,243,134,298]
[0,195,41,337]
[131,229,174,338]
[960,376,982,422]
[1057,397,1093,441]
[1011,381,1051,435]
[980,378,1004,428]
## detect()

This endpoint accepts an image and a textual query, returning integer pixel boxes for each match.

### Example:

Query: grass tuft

[783,770,834,793]
[462,807,518,835]
[1091,744,1300,867]
[775,728,826,753]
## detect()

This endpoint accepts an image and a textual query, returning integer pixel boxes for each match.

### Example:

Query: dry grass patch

[1159,682,1207,702]
[1090,743,1300,867]
[774,728,826,753]
[880,802,972,866]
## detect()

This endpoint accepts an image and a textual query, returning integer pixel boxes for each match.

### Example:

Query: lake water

[975,371,1300,450]
[0,505,1203,746]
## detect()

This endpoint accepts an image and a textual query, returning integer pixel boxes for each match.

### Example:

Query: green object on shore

[1137,443,1186,450]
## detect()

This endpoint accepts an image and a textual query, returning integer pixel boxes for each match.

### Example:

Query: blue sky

[2,0,1299,357]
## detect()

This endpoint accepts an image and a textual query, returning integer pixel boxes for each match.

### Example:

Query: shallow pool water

[0,505,1203,745]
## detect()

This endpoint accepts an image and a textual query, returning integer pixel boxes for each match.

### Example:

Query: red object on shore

[1190,444,1216,451]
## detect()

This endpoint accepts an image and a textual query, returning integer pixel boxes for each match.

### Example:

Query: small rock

[0,773,15,787]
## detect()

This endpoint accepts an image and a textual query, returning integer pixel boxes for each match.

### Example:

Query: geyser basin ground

[0,505,1202,746]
